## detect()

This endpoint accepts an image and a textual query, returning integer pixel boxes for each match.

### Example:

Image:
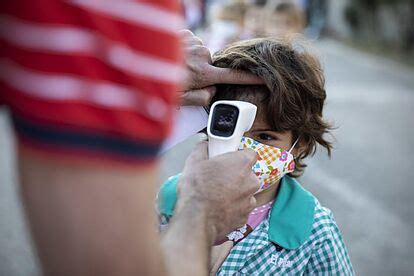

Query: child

[157,38,354,275]
[263,1,305,37]
[204,1,247,53]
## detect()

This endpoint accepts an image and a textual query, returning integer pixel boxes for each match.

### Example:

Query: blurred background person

[202,1,247,53]
[263,0,306,37]
[183,0,206,31]
[303,0,328,38]
[242,0,267,39]
[200,0,307,53]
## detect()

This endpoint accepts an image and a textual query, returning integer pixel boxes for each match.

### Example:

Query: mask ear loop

[288,137,300,155]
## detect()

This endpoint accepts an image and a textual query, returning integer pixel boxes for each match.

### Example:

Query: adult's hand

[176,142,259,240]
[162,142,259,275]
[179,30,263,106]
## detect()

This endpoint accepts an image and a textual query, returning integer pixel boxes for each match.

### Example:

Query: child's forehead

[251,111,275,130]
[215,84,269,103]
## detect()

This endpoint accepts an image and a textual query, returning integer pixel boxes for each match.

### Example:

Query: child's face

[244,113,295,152]
[264,12,302,37]
[244,6,265,36]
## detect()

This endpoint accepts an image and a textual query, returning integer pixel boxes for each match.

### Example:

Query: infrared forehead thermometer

[207,100,257,158]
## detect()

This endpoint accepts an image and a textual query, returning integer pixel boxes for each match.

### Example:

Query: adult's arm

[19,148,166,276]
[18,141,257,276]
[1,1,183,275]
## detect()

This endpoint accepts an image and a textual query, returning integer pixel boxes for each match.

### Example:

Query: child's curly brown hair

[211,37,333,177]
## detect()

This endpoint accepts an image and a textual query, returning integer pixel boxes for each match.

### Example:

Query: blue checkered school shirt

[158,175,354,275]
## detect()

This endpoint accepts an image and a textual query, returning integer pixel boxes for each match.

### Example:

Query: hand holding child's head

[178,30,264,106]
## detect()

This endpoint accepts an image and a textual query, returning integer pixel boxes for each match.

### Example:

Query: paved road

[302,40,414,275]
[1,39,413,275]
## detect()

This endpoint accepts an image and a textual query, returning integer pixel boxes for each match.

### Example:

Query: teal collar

[157,174,181,217]
[157,175,315,250]
[267,176,315,250]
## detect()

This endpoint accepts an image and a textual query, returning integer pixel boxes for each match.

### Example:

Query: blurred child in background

[203,0,306,54]
[242,0,267,39]
[203,1,247,53]
[264,1,305,37]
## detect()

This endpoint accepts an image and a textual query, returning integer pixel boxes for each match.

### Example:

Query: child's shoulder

[309,197,343,244]
[268,176,341,249]
[292,180,347,256]
[292,181,355,274]
[293,179,339,238]
[282,176,336,223]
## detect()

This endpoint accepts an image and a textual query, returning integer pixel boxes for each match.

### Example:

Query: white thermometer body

[207,100,257,158]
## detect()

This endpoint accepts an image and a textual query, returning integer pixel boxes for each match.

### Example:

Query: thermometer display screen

[210,104,239,137]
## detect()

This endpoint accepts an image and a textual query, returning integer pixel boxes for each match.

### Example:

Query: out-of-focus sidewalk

[1,39,413,275]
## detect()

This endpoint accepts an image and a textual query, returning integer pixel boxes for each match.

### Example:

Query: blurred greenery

[344,0,414,61]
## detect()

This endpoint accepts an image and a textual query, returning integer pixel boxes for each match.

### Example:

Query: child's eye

[258,133,275,141]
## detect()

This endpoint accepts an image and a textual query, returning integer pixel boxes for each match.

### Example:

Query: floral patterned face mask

[238,136,299,194]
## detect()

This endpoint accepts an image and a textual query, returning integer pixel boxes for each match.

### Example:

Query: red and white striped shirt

[0,0,184,164]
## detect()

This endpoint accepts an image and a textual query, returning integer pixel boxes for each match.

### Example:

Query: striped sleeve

[0,0,184,164]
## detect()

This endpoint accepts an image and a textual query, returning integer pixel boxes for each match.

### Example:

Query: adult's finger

[182,36,204,47]
[179,29,203,46]
[243,172,261,196]
[178,29,194,39]
[249,195,257,208]
[180,86,216,106]
[185,141,209,164]
[206,66,265,86]
[214,148,258,169]
[236,149,259,169]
